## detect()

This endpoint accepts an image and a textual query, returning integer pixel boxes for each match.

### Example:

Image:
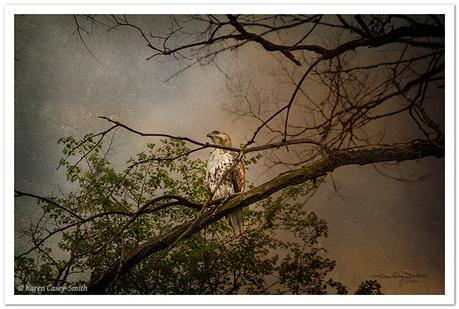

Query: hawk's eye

[214,130,221,135]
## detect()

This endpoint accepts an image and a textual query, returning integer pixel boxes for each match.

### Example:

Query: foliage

[355,280,383,295]
[15,134,381,294]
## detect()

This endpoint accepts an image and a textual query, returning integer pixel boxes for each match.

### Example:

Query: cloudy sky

[14,15,444,294]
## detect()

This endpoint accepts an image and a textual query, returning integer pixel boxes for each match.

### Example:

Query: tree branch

[224,16,443,61]
[14,190,83,220]
[87,138,443,293]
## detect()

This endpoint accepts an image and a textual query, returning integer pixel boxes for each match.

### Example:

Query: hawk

[205,130,245,236]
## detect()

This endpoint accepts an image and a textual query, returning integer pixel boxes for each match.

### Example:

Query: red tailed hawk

[205,130,245,236]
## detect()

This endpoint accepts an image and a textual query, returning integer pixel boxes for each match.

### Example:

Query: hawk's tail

[226,208,244,236]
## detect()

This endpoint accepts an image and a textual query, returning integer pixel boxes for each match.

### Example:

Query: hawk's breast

[206,149,235,199]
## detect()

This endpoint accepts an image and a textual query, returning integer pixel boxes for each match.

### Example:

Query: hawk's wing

[230,152,245,193]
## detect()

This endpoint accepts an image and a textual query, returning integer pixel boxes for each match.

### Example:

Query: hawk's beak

[207,133,213,138]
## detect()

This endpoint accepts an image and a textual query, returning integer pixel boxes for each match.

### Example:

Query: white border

[3,3,455,306]
[3,3,455,14]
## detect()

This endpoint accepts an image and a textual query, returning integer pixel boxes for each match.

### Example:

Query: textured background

[14,15,444,294]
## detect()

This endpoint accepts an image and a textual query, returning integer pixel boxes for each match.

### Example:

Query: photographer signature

[373,271,428,287]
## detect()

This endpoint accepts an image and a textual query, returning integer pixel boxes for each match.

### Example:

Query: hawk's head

[206,130,232,146]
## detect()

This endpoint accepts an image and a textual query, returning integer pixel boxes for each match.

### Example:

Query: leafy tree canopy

[15,135,379,295]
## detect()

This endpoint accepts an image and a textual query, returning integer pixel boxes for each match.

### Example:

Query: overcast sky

[14,15,444,294]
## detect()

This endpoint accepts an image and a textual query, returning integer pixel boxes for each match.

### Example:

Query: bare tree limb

[87,138,443,293]
[15,190,83,220]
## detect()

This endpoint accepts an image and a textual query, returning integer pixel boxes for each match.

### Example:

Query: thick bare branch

[224,15,443,62]
[87,138,443,293]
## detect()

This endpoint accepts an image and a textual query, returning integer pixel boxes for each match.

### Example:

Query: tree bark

[87,139,443,294]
